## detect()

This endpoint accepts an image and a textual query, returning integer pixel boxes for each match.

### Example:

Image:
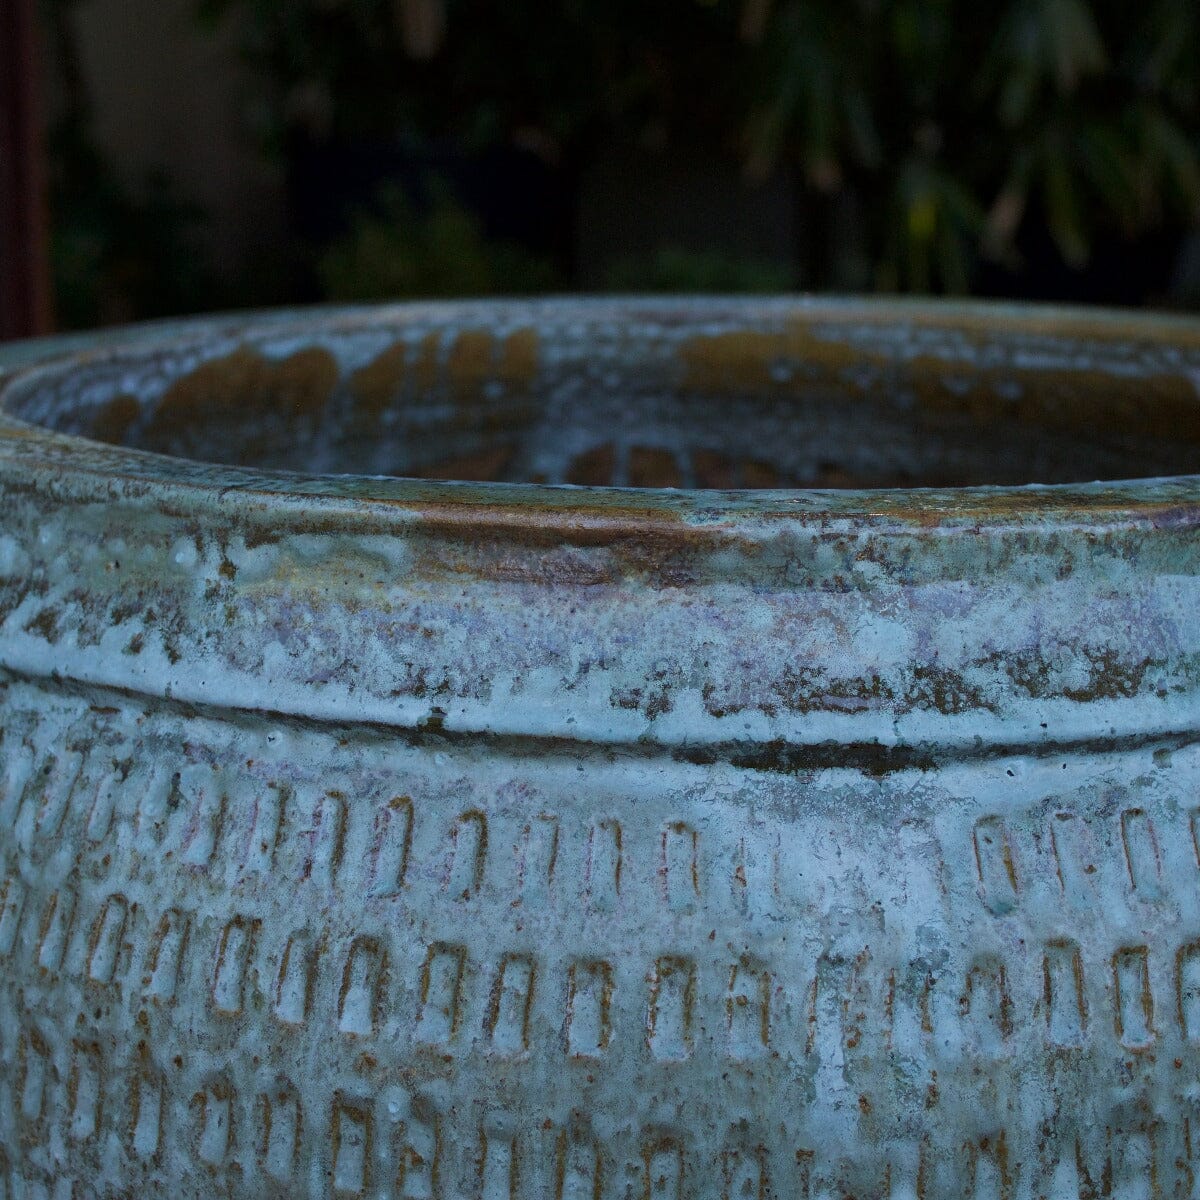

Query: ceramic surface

[2,298,1200,1198]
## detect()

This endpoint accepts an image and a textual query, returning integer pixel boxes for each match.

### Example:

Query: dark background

[3,0,1200,339]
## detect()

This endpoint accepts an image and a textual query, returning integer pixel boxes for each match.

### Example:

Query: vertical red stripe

[0,0,53,339]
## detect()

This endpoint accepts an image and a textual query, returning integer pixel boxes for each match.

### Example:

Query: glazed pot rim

[3,295,1200,757]
[3,294,1200,540]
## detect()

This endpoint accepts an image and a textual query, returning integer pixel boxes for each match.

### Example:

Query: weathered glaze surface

[1,298,1200,1198]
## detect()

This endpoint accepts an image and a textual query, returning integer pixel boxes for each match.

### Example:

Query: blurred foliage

[752,0,1200,290]
[317,184,558,299]
[604,246,793,292]
[41,0,1200,319]
[49,140,217,327]
[196,0,1200,297]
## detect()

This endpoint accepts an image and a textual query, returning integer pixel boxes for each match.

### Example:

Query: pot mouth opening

[5,298,1200,492]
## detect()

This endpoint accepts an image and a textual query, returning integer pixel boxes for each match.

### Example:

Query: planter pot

[1,297,1200,1198]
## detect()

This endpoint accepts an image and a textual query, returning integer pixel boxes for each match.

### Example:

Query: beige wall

[65,0,286,280]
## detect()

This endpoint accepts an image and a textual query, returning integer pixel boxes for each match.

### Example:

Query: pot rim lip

[4,293,1200,537]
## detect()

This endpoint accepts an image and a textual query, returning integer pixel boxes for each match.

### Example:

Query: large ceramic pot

[1,298,1199,1199]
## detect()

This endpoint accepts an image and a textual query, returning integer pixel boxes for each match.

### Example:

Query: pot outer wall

[0,299,1199,1198]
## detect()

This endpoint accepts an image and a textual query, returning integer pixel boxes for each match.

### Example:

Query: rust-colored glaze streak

[140,344,340,461]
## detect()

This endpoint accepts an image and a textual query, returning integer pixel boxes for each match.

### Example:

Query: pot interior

[6,303,1200,488]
